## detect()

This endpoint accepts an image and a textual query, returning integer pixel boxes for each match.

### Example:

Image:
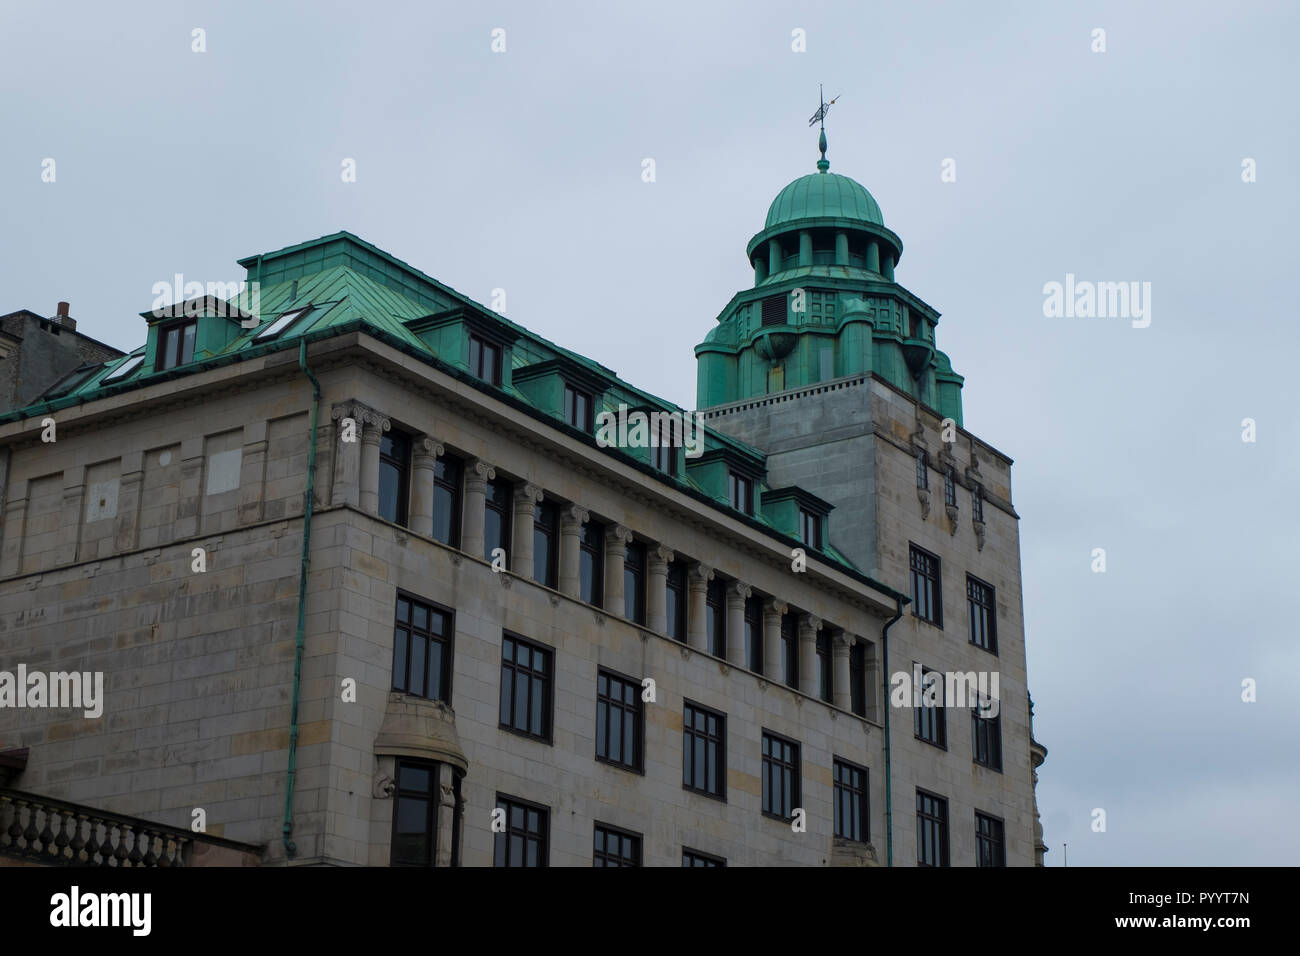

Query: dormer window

[156,319,196,371]
[563,383,592,431]
[468,334,501,386]
[798,508,822,550]
[728,471,754,515]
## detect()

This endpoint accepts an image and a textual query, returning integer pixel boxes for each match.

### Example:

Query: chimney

[54,301,76,332]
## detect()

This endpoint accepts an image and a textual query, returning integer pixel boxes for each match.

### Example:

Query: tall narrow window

[916,790,950,867]
[499,634,552,741]
[972,484,984,522]
[593,823,641,867]
[816,632,832,703]
[682,702,725,799]
[915,450,928,490]
[563,383,593,431]
[972,705,1003,771]
[761,731,800,821]
[155,319,197,371]
[391,760,439,866]
[652,441,677,476]
[483,478,511,563]
[532,500,559,588]
[378,432,410,526]
[651,413,680,477]
[665,560,687,641]
[494,795,548,867]
[623,541,646,625]
[744,596,763,673]
[579,519,604,605]
[915,666,946,748]
[944,467,957,508]
[909,544,942,627]
[432,455,461,547]
[967,575,998,653]
[728,472,754,515]
[975,812,1006,867]
[799,509,822,550]
[705,578,726,658]
[833,759,869,843]
[596,670,643,772]
[849,641,866,717]
[392,595,453,703]
[780,612,798,690]
[468,334,502,385]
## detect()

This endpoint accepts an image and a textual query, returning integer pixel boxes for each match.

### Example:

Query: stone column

[762,599,787,680]
[647,546,674,633]
[114,451,144,552]
[686,563,713,652]
[798,614,821,697]
[558,504,588,599]
[833,631,853,711]
[409,435,444,538]
[460,459,495,560]
[510,483,543,576]
[359,412,390,515]
[603,525,632,615]
[330,402,362,508]
[725,581,750,667]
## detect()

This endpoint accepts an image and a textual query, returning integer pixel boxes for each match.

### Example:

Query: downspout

[283,339,320,858]
[880,595,904,867]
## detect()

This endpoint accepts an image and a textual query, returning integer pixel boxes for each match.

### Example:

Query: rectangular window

[499,633,552,741]
[916,790,950,867]
[705,578,726,658]
[780,612,798,690]
[761,731,800,821]
[972,485,984,523]
[799,509,822,550]
[915,450,928,490]
[595,670,643,772]
[972,706,1003,771]
[392,595,453,703]
[255,306,313,341]
[909,544,942,627]
[944,467,958,507]
[468,334,502,385]
[390,759,438,866]
[593,823,641,867]
[494,795,548,867]
[483,478,511,563]
[728,472,754,515]
[579,519,604,605]
[682,702,725,799]
[976,812,1006,867]
[652,441,677,476]
[967,575,998,653]
[432,455,461,547]
[682,848,726,867]
[915,666,947,748]
[563,383,593,432]
[532,500,558,589]
[155,319,197,371]
[624,541,646,625]
[665,560,687,641]
[816,632,832,703]
[744,597,763,673]
[833,759,869,843]
[849,641,866,717]
[378,432,410,526]
[103,353,145,383]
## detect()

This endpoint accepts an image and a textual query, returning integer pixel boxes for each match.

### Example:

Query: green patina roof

[765,171,884,229]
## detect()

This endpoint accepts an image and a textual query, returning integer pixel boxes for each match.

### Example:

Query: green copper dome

[765,171,884,229]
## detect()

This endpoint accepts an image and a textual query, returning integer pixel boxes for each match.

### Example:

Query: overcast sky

[3,1,1297,865]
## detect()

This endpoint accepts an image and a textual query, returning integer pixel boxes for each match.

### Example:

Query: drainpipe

[880,595,904,867]
[283,339,320,858]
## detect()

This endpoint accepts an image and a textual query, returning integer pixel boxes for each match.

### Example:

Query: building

[0,305,124,415]
[0,131,1045,867]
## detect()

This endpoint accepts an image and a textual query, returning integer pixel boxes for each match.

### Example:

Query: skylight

[40,364,98,400]
[102,354,145,383]
[254,306,314,341]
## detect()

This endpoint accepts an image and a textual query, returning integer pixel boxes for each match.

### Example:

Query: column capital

[798,613,823,637]
[833,630,854,651]
[561,504,589,530]
[650,546,675,571]
[466,458,496,486]
[688,563,714,588]
[360,414,391,444]
[762,598,788,618]
[413,434,445,464]
[514,483,544,512]
[727,580,752,602]
[606,524,633,546]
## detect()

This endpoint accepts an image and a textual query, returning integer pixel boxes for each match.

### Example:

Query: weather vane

[808,84,841,128]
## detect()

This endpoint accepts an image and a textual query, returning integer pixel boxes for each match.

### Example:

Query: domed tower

[695,129,963,424]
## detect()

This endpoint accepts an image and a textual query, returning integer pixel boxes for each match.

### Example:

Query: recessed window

[909,544,942,627]
[392,595,453,703]
[596,670,643,773]
[780,611,798,690]
[972,484,984,523]
[799,509,822,550]
[623,541,646,625]
[532,500,559,589]
[914,665,946,749]
[683,701,725,800]
[499,633,552,741]
[103,353,145,383]
[833,759,869,844]
[433,456,461,547]
[705,578,726,658]
[816,632,832,703]
[967,575,997,653]
[378,432,410,526]
[652,441,677,477]
[483,478,511,563]
[468,334,502,386]
[682,848,725,867]
[563,383,593,431]
[494,795,548,867]
[390,759,444,866]
[665,560,687,641]
[728,472,754,515]
[944,467,958,508]
[651,414,681,477]
[156,319,196,371]
[972,704,1002,771]
[761,731,800,821]
[579,519,604,605]
[254,306,313,341]
[976,812,1006,867]
[849,641,866,717]
[917,790,949,867]
[915,450,928,490]
[744,596,763,674]
[593,823,641,867]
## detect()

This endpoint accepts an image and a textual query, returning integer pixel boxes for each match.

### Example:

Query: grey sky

[3,0,1297,865]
